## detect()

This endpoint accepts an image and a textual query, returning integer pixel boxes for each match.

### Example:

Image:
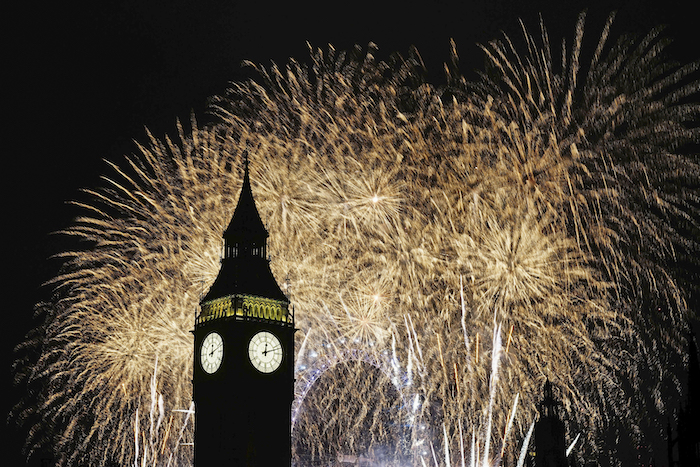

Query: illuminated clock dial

[200,331,224,374]
[248,331,283,373]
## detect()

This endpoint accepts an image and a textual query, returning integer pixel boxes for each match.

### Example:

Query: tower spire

[224,153,268,246]
[200,155,287,303]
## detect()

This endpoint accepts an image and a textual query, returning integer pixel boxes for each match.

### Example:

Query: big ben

[193,156,294,466]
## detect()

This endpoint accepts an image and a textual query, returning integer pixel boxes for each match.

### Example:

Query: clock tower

[193,156,294,466]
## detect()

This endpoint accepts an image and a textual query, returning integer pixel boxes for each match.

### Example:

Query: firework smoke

[12,11,699,466]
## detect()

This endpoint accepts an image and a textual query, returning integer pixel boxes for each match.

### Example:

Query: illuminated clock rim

[248,331,283,373]
[200,331,224,374]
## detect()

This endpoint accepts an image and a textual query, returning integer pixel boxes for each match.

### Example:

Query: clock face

[248,331,283,373]
[200,332,224,374]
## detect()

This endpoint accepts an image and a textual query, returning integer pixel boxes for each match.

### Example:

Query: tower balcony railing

[196,293,293,328]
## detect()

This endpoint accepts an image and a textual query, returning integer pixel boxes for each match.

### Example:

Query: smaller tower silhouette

[668,332,700,466]
[535,381,568,467]
[684,334,700,464]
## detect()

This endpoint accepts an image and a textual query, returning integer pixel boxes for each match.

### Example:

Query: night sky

[4,1,698,466]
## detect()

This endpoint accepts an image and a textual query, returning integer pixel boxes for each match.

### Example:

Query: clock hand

[262,345,280,356]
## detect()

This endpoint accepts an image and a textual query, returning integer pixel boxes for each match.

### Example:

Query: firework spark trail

[481,324,502,466]
[133,359,194,467]
[516,422,535,467]
[415,318,526,467]
[11,11,700,466]
[501,392,519,460]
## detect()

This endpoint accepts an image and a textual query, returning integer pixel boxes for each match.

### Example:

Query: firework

[133,358,195,467]
[12,12,699,466]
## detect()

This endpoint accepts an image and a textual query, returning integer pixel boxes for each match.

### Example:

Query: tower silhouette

[668,332,700,467]
[535,381,568,467]
[192,156,294,466]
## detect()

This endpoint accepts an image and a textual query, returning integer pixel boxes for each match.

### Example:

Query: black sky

[4,1,698,465]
